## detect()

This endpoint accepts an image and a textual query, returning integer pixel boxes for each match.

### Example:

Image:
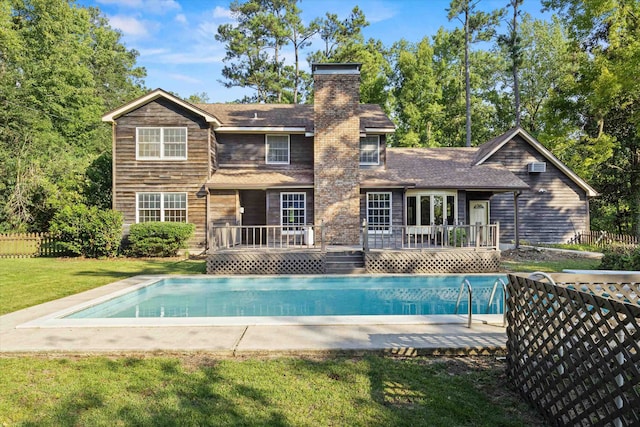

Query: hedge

[128,222,195,257]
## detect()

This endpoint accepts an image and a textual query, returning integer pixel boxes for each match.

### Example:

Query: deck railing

[363,223,500,251]
[209,224,325,252]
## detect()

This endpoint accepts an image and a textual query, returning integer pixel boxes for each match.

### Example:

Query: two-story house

[102,63,597,273]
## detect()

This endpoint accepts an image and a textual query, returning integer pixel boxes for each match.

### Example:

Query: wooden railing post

[362,219,369,252]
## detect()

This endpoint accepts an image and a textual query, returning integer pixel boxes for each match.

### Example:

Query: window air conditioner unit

[528,162,546,173]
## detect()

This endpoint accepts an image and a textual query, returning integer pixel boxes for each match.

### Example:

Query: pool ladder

[455,277,508,328]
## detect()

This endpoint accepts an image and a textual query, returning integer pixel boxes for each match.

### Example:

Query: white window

[136,127,187,160]
[360,135,380,165]
[367,192,391,233]
[266,135,290,164]
[136,193,187,222]
[281,192,306,234]
[406,191,457,227]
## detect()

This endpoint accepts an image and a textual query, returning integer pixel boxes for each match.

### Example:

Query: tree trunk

[512,1,521,127]
[464,8,472,147]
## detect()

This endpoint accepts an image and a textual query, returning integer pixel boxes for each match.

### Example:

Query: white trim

[102,89,221,126]
[405,190,458,227]
[136,127,188,161]
[135,192,188,223]
[360,135,380,165]
[475,128,598,197]
[265,134,290,165]
[366,192,392,234]
[280,192,306,235]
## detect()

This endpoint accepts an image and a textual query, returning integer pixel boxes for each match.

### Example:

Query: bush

[49,204,123,257]
[128,222,195,257]
[599,245,640,270]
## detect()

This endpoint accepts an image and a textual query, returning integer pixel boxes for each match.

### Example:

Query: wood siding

[359,189,404,227]
[217,133,313,168]
[113,99,210,249]
[487,136,589,243]
[209,190,238,225]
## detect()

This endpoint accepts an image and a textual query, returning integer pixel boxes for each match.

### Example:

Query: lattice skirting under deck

[207,252,325,275]
[365,250,501,274]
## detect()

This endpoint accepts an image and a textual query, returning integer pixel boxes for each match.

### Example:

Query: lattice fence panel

[207,252,325,275]
[365,250,500,274]
[506,274,640,426]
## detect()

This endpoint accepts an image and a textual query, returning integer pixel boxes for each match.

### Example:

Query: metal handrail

[487,277,508,327]
[528,271,557,286]
[454,278,473,328]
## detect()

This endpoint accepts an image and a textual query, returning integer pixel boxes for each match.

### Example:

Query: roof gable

[102,89,222,126]
[475,127,599,197]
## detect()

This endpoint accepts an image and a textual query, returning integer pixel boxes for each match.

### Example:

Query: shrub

[128,222,195,257]
[49,204,123,257]
[599,245,640,270]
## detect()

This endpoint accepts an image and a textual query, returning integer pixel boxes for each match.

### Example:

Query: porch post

[362,218,369,252]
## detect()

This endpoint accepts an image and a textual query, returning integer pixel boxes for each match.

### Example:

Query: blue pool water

[65,275,507,319]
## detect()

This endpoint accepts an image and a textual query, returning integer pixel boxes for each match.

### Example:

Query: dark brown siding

[209,190,238,225]
[113,99,210,249]
[487,136,589,243]
[216,133,313,168]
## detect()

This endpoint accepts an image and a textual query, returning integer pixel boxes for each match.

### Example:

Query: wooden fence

[507,273,639,426]
[0,232,63,258]
[569,230,639,247]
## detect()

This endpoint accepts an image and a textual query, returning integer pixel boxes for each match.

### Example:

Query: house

[102,63,597,273]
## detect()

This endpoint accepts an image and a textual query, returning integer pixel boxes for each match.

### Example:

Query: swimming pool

[60,275,506,321]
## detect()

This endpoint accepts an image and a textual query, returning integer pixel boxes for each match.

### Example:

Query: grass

[0,257,205,316]
[501,256,600,273]
[0,354,545,426]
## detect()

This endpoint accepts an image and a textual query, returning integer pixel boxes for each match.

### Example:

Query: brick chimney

[312,63,361,245]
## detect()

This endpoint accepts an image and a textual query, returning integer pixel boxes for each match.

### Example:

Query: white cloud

[175,13,187,24]
[168,73,202,84]
[109,15,149,37]
[364,1,398,24]
[138,47,170,56]
[212,6,233,19]
[97,0,180,14]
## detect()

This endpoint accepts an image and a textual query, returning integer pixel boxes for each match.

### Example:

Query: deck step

[325,250,365,274]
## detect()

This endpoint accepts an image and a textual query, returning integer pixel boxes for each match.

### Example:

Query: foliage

[49,204,122,258]
[0,257,205,315]
[128,222,195,257]
[0,0,145,232]
[599,245,640,271]
[0,355,545,426]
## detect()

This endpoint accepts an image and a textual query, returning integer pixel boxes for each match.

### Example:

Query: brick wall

[313,64,361,244]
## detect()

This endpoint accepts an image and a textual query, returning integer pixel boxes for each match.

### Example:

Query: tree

[498,0,524,126]
[542,0,640,235]
[447,0,503,146]
[0,0,145,231]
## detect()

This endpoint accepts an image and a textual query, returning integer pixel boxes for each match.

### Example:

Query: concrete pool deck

[0,275,507,355]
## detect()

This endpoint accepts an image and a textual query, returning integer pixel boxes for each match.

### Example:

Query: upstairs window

[136,127,187,160]
[266,135,290,164]
[137,193,187,223]
[360,135,380,165]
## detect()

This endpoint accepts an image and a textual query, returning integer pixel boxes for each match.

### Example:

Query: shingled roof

[195,103,394,132]
[360,147,529,191]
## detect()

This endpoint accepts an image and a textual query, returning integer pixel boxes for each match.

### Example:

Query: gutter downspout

[514,190,521,249]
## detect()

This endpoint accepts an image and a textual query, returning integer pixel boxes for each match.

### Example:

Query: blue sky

[76,0,551,102]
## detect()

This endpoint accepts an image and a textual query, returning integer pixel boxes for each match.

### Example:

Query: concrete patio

[0,275,507,355]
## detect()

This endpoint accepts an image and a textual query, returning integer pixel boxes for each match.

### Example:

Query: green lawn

[0,355,546,426]
[0,256,570,425]
[0,257,205,315]
[500,256,600,273]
